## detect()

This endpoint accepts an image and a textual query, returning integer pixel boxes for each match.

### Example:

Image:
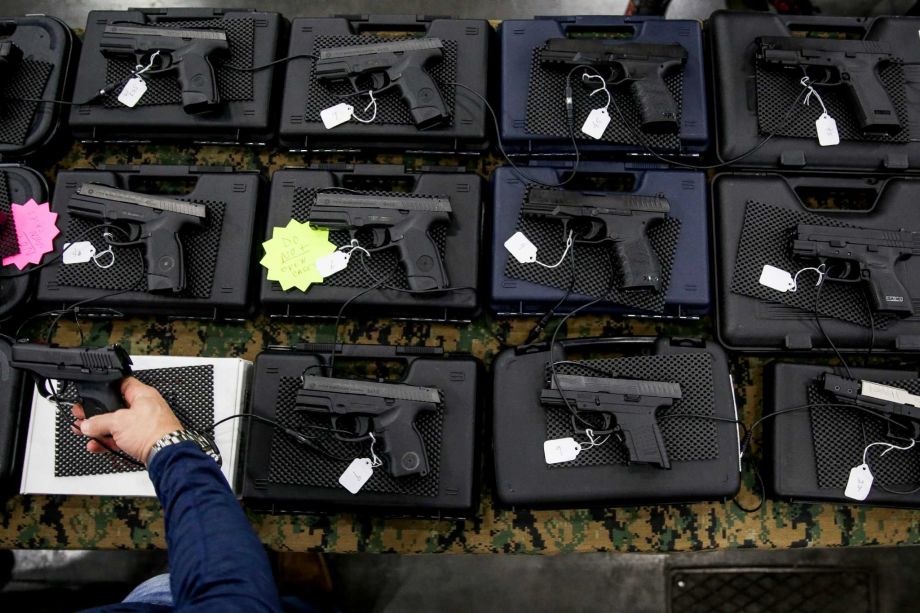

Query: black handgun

[756,36,899,136]
[315,38,449,129]
[522,187,670,292]
[99,23,229,114]
[538,38,687,133]
[10,343,132,418]
[309,192,452,291]
[295,375,442,478]
[821,373,920,439]
[792,223,920,316]
[540,373,681,468]
[0,40,22,85]
[68,183,207,293]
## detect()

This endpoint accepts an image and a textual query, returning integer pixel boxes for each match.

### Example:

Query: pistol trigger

[354,416,370,436]
[372,227,388,248]
[371,73,387,92]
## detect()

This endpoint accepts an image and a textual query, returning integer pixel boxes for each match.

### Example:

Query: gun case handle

[782,175,887,213]
[288,342,444,362]
[0,344,11,383]
[557,336,657,350]
[541,164,648,192]
[541,15,643,34]
[139,8,227,22]
[779,14,871,34]
[339,14,433,34]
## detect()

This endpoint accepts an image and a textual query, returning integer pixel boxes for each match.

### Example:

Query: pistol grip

[397,66,449,130]
[845,68,901,135]
[863,262,914,316]
[398,227,449,291]
[176,52,220,114]
[145,231,186,293]
[620,420,671,469]
[376,418,430,478]
[615,235,661,292]
[76,380,124,418]
[629,73,679,133]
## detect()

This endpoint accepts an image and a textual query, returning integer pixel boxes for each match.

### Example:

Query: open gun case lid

[497,15,709,156]
[713,172,920,352]
[278,15,489,154]
[241,343,481,517]
[261,164,482,321]
[0,15,76,162]
[489,161,710,318]
[35,165,262,321]
[68,8,284,145]
[766,362,920,507]
[492,337,740,507]
[0,339,30,495]
[0,164,51,323]
[710,11,920,172]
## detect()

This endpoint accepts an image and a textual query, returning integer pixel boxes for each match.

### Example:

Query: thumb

[80,412,119,439]
[121,377,157,406]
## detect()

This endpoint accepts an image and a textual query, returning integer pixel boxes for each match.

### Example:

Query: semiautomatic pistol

[315,38,450,129]
[310,192,452,291]
[538,38,687,133]
[522,187,670,292]
[540,373,681,468]
[295,375,442,478]
[68,183,207,293]
[10,343,132,418]
[99,23,229,114]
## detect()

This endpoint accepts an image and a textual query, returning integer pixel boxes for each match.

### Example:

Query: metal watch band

[147,429,222,467]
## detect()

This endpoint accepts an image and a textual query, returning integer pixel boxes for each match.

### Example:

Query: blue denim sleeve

[147,441,281,613]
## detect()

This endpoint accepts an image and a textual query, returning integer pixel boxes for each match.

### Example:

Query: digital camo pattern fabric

[2,143,920,553]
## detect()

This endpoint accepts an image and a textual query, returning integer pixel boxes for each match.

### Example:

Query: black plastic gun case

[68,8,284,145]
[241,343,481,516]
[714,172,920,352]
[0,164,52,323]
[0,339,30,495]
[490,162,710,318]
[0,14,76,162]
[766,362,920,507]
[497,15,710,156]
[277,15,489,154]
[262,164,482,321]
[35,165,262,320]
[710,11,920,172]
[492,337,741,507]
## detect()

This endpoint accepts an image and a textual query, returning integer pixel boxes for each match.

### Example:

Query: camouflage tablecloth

[2,143,919,553]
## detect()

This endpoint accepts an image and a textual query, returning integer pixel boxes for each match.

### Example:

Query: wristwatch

[147,429,222,467]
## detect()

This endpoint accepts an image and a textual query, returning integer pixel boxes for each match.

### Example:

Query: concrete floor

[3,546,919,611]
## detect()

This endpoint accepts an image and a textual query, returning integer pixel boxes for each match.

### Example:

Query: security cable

[449,68,585,188]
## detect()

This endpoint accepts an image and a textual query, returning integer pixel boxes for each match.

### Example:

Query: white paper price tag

[581,108,611,140]
[543,437,582,464]
[759,265,795,293]
[816,113,840,147]
[62,242,97,265]
[321,103,355,130]
[844,463,874,501]
[339,458,374,494]
[316,251,351,278]
[117,77,148,108]
[504,231,538,264]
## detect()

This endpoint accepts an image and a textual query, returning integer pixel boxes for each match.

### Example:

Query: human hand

[71,377,183,465]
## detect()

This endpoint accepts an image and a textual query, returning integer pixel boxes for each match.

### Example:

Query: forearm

[149,442,280,612]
